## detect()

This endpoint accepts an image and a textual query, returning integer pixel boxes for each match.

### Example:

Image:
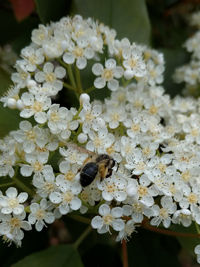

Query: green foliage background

[0,0,199,266]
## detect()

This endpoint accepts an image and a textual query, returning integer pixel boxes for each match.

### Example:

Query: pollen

[160,208,168,219]
[138,185,148,197]
[65,171,75,181]
[64,191,73,202]
[103,214,113,225]
[131,123,140,132]
[33,101,43,112]
[73,47,84,57]
[10,218,21,229]
[26,130,36,141]
[149,105,158,115]
[102,69,113,81]
[8,198,19,208]
[36,209,45,219]
[187,193,197,204]
[34,161,43,172]
[45,72,56,83]
[50,111,59,122]
[128,58,137,68]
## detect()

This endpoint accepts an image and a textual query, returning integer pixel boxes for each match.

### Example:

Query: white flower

[28,199,55,231]
[20,92,51,123]
[21,46,44,72]
[150,196,177,228]
[194,244,200,264]
[63,43,94,70]
[122,46,146,79]
[116,219,136,242]
[92,59,123,91]
[91,204,125,234]
[0,212,31,246]
[35,62,66,94]
[0,187,28,215]
[13,121,47,153]
[97,173,127,202]
[86,129,115,154]
[49,183,82,215]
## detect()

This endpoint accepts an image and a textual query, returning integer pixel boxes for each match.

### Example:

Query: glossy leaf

[12,244,83,267]
[70,0,151,44]
[34,0,70,24]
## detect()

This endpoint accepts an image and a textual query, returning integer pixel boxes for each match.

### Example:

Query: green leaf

[70,0,151,44]
[127,229,180,267]
[34,0,70,24]
[160,48,190,96]
[0,10,38,52]
[170,223,200,255]
[12,244,84,267]
[0,67,20,137]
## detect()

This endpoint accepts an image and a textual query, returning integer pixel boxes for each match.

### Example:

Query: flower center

[36,209,45,219]
[50,111,59,122]
[10,218,21,229]
[138,185,148,197]
[187,193,197,204]
[106,183,116,193]
[128,58,137,68]
[65,171,75,181]
[74,47,84,57]
[33,101,43,112]
[131,123,140,132]
[8,198,19,208]
[181,171,190,182]
[103,214,113,225]
[149,105,158,115]
[63,191,73,202]
[34,161,43,172]
[160,208,168,219]
[45,72,56,83]
[102,69,113,81]
[26,130,36,141]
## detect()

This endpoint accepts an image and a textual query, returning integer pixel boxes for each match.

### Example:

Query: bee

[80,154,118,187]
[64,143,118,187]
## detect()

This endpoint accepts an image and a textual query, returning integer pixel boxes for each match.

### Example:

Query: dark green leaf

[12,244,83,267]
[170,223,200,255]
[128,229,180,267]
[161,48,190,96]
[34,0,70,24]
[0,67,20,137]
[0,10,38,53]
[70,0,151,44]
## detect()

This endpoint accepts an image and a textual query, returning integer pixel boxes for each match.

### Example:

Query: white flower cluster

[0,15,199,263]
[173,11,200,96]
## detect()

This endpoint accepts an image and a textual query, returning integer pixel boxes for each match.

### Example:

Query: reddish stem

[142,220,200,238]
[122,239,129,267]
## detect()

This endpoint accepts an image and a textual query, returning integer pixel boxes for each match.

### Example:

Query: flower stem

[85,86,95,94]
[68,214,90,224]
[63,82,75,90]
[142,220,200,238]
[12,176,35,197]
[73,225,92,249]
[0,181,15,188]
[67,64,77,89]
[122,240,129,267]
[195,223,200,234]
[75,66,83,94]
[73,104,82,120]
